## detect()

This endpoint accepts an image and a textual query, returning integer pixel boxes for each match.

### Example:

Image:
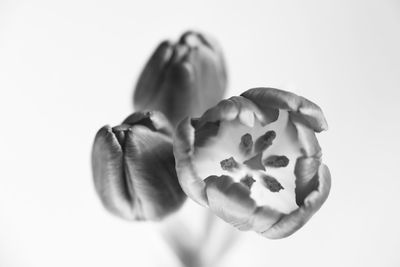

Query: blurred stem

[198,210,239,267]
[160,217,201,267]
[160,209,239,267]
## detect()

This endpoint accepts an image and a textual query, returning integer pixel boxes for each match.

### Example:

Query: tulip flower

[173,87,331,239]
[92,111,186,221]
[134,30,227,126]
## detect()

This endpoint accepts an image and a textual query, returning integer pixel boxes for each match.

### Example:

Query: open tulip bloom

[174,87,331,239]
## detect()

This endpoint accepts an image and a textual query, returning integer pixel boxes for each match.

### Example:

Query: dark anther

[220,157,239,171]
[263,155,289,167]
[240,175,256,189]
[254,131,276,153]
[260,174,284,192]
[239,133,253,155]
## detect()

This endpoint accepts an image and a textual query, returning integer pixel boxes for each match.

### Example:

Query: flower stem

[159,207,239,267]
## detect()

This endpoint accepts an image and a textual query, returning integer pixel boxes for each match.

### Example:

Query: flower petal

[197,96,276,129]
[123,111,173,137]
[289,112,322,157]
[157,56,195,126]
[156,38,227,127]
[233,96,278,127]
[241,87,328,132]
[173,117,208,206]
[134,41,173,110]
[178,31,228,121]
[194,120,221,147]
[231,97,256,127]
[261,164,331,239]
[247,206,283,233]
[294,156,321,206]
[179,30,228,85]
[134,31,227,127]
[197,98,239,126]
[123,125,185,220]
[204,175,257,230]
[91,126,136,220]
[188,38,227,109]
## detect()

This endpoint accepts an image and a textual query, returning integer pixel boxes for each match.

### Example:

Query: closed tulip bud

[173,87,331,239]
[92,111,186,221]
[134,30,227,126]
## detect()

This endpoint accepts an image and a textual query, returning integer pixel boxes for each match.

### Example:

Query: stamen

[239,133,253,155]
[220,157,239,172]
[263,155,289,167]
[254,131,276,153]
[240,175,256,189]
[260,174,284,192]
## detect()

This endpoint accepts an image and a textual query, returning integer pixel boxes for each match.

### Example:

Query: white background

[1,0,400,266]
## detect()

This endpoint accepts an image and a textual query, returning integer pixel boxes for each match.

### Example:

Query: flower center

[193,110,302,213]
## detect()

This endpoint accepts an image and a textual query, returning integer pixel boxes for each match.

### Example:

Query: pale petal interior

[193,110,301,214]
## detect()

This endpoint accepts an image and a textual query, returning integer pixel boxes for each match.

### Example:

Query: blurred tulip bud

[134,30,227,126]
[173,87,331,239]
[92,111,186,221]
